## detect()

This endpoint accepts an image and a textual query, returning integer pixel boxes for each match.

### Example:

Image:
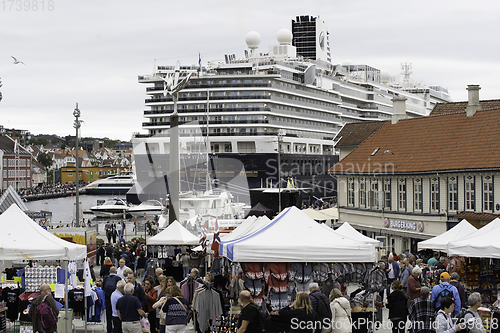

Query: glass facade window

[483,176,493,212]
[398,179,406,210]
[370,180,379,209]
[359,178,366,207]
[430,178,439,212]
[465,177,475,211]
[384,179,391,210]
[448,177,458,211]
[348,178,354,206]
[414,179,422,211]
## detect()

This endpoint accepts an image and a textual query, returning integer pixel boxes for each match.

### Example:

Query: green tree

[37,152,53,169]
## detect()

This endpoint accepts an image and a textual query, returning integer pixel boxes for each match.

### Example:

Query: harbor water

[25,194,131,226]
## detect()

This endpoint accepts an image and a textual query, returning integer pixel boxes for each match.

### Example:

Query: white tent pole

[64,260,69,333]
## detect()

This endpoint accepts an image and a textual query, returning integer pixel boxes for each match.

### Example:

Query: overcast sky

[1,0,499,141]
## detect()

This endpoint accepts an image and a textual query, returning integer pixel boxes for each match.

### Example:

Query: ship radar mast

[401,62,412,89]
[245,31,261,58]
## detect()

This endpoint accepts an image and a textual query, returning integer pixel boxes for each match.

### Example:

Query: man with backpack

[29,284,59,333]
[104,267,122,333]
[308,282,332,333]
[431,272,461,315]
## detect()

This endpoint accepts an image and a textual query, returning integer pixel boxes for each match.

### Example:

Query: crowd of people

[14,182,78,198]
[381,250,486,333]
[27,244,488,333]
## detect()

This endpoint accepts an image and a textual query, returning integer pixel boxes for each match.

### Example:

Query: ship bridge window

[237,141,256,153]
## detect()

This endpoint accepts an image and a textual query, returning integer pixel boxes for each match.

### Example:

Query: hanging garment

[180,277,201,304]
[330,263,345,282]
[269,289,292,311]
[364,266,387,293]
[194,287,223,333]
[83,261,92,297]
[243,275,263,296]
[228,277,245,303]
[241,263,264,280]
[265,263,289,281]
[68,262,78,287]
[267,274,288,293]
[313,263,330,282]
[352,263,366,283]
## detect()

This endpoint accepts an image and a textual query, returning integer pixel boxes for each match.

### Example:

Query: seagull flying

[11,56,26,66]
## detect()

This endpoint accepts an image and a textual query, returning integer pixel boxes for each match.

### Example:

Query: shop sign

[383,218,423,232]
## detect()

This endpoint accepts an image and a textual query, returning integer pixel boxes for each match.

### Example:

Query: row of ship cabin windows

[346,176,494,213]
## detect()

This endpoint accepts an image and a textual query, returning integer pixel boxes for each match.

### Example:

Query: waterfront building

[330,85,500,254]
[60,162,130,185]
[0,135,32,190]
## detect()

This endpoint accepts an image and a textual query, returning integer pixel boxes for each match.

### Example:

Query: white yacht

[134,15,452,203]
[84,172,135,195]
[128,199,164,218]
[90,198,129,217]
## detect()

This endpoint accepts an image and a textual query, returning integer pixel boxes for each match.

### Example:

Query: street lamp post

[277,129,286,212]
[73,103,81,228]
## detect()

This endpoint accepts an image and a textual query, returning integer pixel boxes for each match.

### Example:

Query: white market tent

[219,215,271,257]
[0,204,87,261]
[223,206,375,263]
[447,218,500,258]
[220,216,271,242]
[417,219,477,252]
[335,222,381,246]
[148,220,199,245]
[302,207,338,221]
[302,208,333,220]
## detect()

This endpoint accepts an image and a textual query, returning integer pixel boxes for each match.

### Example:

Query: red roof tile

[330,108,500,175]
[430,99,500,116]
[454,212,500,221]
[334,121,387,148]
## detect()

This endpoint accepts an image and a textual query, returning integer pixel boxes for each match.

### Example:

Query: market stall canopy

[246,203,274,218]
[335,222,381,246]
[221,216,271,242]
[224,206,375,263]
[417,219,477,252]
[147,220,199,245]
[320,207,338,219]
[302,208,333,221]
[0,204,87,261]
[219,215,271,257]
[447,218,500,258]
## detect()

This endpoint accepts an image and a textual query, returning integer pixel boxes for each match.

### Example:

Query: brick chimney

[465,85,481,117]
[391,97,407,124]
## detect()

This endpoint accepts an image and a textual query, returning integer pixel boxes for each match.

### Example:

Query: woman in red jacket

[144,276,159,333]
[407,267,422,301]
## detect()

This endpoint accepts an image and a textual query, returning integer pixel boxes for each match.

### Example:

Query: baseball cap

[440,272,450,279]
[421,286,430,293]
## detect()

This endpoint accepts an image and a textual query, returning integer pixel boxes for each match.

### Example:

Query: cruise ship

[133,15,452,202]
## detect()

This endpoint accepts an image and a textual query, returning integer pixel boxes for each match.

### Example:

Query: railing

[142,119,269,127]
[145,95,271,104]
[143,107,271,115]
